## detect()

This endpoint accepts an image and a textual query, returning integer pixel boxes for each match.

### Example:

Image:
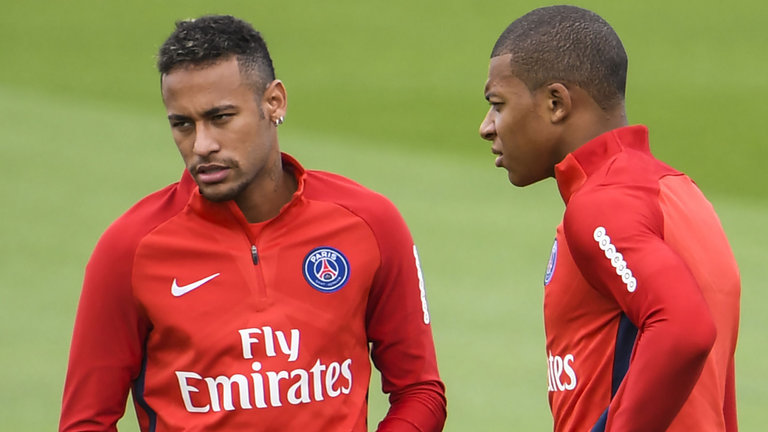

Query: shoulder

[303,169,404,224]
[89,172,196,265]
[563,151,673,253]
[301,170,415,256]
[566,149,675,222]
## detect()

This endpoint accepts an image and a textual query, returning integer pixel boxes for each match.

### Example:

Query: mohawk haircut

[157,15,275,95]
[491,5,627,111]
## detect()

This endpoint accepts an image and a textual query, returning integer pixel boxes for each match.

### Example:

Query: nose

[479,110,495,141]
[192,124,220,156]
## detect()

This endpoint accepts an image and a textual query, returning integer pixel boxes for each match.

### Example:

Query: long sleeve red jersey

[544,125,740,431]
[61,153,446,431]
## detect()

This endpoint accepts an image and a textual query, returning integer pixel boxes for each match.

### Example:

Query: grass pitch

[1,1,766,430]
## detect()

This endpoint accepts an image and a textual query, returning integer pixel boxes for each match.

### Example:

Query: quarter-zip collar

[554,125,650,205]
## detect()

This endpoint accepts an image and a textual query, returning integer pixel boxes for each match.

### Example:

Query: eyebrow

[484,80,496,100]
[202,104,237,118]
[167,113,190,122]
[167,104,238,122]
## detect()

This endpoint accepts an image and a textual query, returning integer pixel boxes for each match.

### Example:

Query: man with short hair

[479,5,739,431]
[61,15,446,432]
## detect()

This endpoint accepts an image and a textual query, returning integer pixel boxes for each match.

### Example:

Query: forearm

[376,381,447,432]
[605,311,715,431]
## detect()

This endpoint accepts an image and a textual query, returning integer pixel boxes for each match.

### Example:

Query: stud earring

[274,116,284,127]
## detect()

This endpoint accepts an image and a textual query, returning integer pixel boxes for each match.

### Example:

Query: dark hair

[491,5,627,110]
[157,15,275,93]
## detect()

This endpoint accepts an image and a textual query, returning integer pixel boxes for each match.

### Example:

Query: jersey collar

[554,125,650,204]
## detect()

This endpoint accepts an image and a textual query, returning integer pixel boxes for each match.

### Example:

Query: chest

[543,224,620,351]
[131,208,380,363]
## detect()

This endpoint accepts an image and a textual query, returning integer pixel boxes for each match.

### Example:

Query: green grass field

[1,0,766,430]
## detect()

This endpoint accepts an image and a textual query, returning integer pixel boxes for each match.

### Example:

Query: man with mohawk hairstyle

[61,14,446,432]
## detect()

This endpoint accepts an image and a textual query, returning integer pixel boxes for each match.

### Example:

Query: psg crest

[302,247,350,293]
[543,238,558,285]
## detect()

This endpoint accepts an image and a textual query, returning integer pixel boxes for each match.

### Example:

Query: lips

[491,147,503,167]
[194,163,230,184]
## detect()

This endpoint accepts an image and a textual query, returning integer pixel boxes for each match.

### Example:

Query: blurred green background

[1,0,765,430]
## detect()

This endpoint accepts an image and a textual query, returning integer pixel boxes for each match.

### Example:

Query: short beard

[195,166,256,203]
[198,178,251,203]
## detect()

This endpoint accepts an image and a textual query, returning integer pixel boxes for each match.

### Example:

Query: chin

[198,183,242,202]
[199,190,232,202]
[200,171,258,203]
[506,171,523,187]
[508,172,536,188]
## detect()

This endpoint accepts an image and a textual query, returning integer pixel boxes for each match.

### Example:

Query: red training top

[544,125,740,431]
[61,153,446,432]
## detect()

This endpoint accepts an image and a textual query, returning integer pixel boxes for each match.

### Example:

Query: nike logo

[171,273,221,297]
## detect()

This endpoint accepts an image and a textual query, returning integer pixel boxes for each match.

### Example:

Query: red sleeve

[723,358,738,431]
[363,199,447,432]
[60,175,194,432]
[563,185,716,432]
[59,217,148,431]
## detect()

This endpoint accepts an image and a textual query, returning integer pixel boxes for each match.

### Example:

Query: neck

[559,104,628,160]
[236,157,298,223]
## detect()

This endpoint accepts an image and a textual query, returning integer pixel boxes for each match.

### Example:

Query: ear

[543,83,571,124]
[262,79,287,123]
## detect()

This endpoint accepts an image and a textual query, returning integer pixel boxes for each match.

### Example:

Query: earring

[274,116,284,127]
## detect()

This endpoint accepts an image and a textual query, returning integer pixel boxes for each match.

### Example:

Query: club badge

[544,238,558,285]
[302,247,350,293]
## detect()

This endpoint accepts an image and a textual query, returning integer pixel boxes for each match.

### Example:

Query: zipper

[223,200,266,296]
[246,240,266,297]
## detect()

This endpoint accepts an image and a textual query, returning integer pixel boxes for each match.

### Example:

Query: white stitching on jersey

[593,226,637,293]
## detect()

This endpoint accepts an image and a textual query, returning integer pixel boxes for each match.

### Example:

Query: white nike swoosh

[171,273,221,297]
